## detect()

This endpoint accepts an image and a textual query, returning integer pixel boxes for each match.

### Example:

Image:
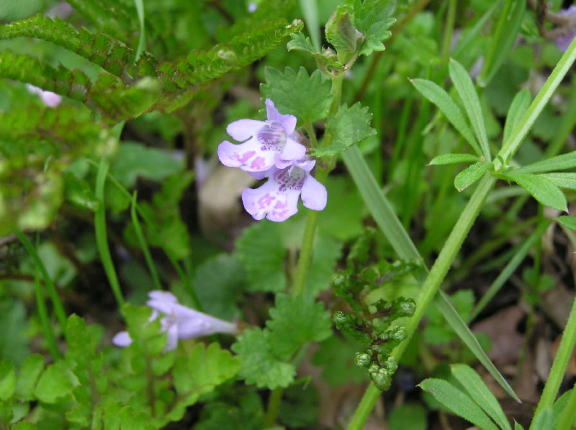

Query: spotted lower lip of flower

[217,99,307,173]
[241,160,327,222]
[112,290,238,351]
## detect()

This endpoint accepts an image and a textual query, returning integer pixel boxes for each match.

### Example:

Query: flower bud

[354,351,372,368]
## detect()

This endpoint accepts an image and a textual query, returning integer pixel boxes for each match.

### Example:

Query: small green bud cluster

[331,229,420,391]
[333,297,415,390]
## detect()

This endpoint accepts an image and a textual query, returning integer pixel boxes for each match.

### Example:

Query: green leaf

[173,342,240,399]
[325,5,362,63]
[419,378,499,430]
[539,173,576,190]
[267,294,332,360]
[429,153,479,166]
[65,314,103,362]
[410,78,480,156]
[531,407,555,430]
[454,162,490,192]
[478,0,526,87]
[503,89,531,144]
[235,221,286,292]
[193,254,246,320]
[449,59,491,160]
[451,364,511,430]
[505,173,567,211]
[389,403,427,430]
[0,360,16,401]
[16,354,44,400]
[34,361,79,403]
[232,328,295,389]
[316,103,376,156]
[514,422,525,430]
[261,67,332,124]
[110,142,183,188]
[514,151,576,174]
[347,0,396,57]
[0,14,156,76]
[558,216,576,231]
[287,33,318,55]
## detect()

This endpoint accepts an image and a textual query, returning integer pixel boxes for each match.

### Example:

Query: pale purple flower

[26,84,62,108]
[555,6,576,51]
[217,99,306,173]
[248,2,258,12]
[113,290,237,351]
[46,2,74,19]
[242,159,327,222]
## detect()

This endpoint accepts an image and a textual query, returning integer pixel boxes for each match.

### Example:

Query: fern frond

[0,51,92,101]
[0,15,157,78]
[158,18,303,111]
[0,51,158,120]
[0,106,113,161]
[65,0,137,42]
[89,75,161,120]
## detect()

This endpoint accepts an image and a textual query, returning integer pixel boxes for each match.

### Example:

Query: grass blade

[95,158,125,307]
[133,0,146,62]
[16,232,67,333]
[471,219,551,320]
[130,192,163,291]
[478,0,526,87]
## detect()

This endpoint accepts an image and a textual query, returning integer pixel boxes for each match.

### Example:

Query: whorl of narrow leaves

[0,15,157,78]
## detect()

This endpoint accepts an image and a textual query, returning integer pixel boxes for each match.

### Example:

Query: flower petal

[265,99,296,134]
[278,137,307,164]
[301,175,327,211]
[148,290,178,303]
[217,139,275,172]
[112,331,133,347]
[226,119,265,141]
[242,179,299,222]
[164,322,179,351]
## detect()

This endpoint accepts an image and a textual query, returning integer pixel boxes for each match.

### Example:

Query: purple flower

[218,99,307,173]
[555,6,576,51]
[26,84,62,108]
[242,159,327,222]
[113,290,237,351]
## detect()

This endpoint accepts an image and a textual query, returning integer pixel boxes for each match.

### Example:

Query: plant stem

[497,36,576,166]
[291,210,320,296]
[130,192,163,291]
[16,231,67,332]
[441,0,457,61]
[556,383,576,430]
[346,175,496,430]
[264,388,284,428]
[531,294,576,425]
[33,268,61,360]
[95,158,125,308]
